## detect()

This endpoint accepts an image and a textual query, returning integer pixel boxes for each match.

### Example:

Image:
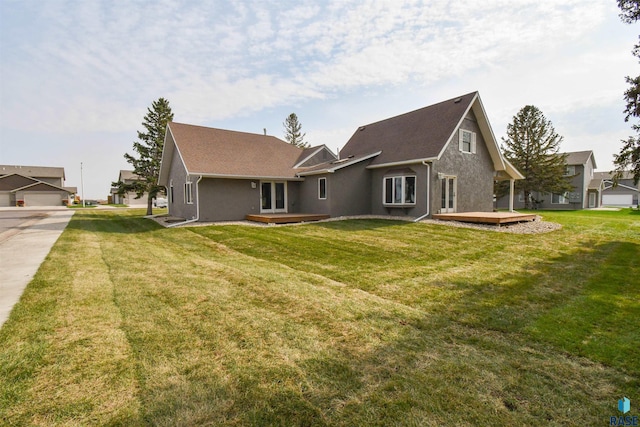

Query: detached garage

[602,194,633,207]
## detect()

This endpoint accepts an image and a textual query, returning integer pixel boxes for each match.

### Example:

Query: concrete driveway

[0,208,75,328]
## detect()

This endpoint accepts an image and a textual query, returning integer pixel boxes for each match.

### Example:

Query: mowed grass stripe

[0,212,142,426]
[1,208,638,425]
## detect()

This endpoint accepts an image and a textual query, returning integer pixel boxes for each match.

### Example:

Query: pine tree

[283,113,309,148]
[614,0,640,186]
[499,105,573,209]
[114,98,174,215]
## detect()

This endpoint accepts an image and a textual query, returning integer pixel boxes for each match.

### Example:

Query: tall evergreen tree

[614,0,640,185]
[499,105,573,209]
[114,98,174,215]
[283,113,309,148]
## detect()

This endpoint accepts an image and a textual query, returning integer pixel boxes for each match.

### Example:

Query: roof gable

[11,180,71,193]
[294,145,338,168]
[296,151,382,176]
[338,92,515,177]
[0,174,39,191]
[340,92,478,166]
[119,170,142,181]
[563,151,596,168]
[164,122,305,179]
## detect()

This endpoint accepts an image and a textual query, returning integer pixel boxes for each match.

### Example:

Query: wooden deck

[246,213,331,224]
[432,211,536,225]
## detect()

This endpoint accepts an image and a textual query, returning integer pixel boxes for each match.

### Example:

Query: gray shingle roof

[339,92,478,166]
[0,165,65,180]
[562,151,595,168]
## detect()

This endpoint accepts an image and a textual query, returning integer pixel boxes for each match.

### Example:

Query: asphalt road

[0,210,51,243]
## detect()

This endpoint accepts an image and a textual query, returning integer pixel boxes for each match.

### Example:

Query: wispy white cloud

[1,0,616,135]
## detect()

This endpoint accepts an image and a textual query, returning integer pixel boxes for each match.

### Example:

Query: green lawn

[1,209,638,426]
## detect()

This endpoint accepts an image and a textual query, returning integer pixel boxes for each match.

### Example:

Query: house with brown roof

[496,150,601,210]
[158,92,523,223]
[0,165,74,207]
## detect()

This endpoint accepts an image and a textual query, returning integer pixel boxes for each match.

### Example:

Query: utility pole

[81,162,85,208]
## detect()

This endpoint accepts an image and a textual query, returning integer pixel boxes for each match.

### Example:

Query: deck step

[245,213,330,224]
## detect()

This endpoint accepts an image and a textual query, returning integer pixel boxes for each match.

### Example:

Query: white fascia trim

[434,93,477,161]
[293,145,338,168]
[366,157,434,170]
[10,180,71,193]
[299,151,382,176]
[503,158,525,180]
[435,93,507,173]
[604,182,640,192]
[158,125,191,186]
[192,172,304,181]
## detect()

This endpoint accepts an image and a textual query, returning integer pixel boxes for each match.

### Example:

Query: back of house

[158,92,522,223]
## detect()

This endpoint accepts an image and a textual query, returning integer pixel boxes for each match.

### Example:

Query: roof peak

[357,91,478,128]
[169,121,284,140]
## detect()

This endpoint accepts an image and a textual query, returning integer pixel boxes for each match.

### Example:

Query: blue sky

[0,0,637,199]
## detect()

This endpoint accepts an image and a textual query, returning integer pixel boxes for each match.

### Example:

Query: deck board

[432,211,536,225]
[246,213,330,224]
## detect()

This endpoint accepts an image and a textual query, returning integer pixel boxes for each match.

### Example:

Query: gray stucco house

[158,92,523,223]
[496,150,601,210]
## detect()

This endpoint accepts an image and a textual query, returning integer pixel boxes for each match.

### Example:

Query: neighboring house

[594,171,639,207]
[111,170,149,206]
[0,165,74,207]
[496,150,601,210]
[158,92,523,223]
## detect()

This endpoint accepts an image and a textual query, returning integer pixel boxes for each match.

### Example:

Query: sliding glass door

[261,181,287,213]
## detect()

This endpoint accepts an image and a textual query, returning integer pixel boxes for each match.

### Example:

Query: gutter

[167,175,203,228]
[414,161,431,222]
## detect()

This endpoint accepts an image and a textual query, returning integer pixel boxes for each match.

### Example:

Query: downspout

[167,175,203,228]
[414,161,431,222]
[509,179,515,212]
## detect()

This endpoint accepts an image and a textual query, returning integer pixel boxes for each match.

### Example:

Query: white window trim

[318,177,327,200]
[564,165,576,176]
[458,129,476,154]
[260,181,288,213]
[184,180,193,204]
[382,175,417,206]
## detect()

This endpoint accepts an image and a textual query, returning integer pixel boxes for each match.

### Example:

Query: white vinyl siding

[458,129,476,154]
